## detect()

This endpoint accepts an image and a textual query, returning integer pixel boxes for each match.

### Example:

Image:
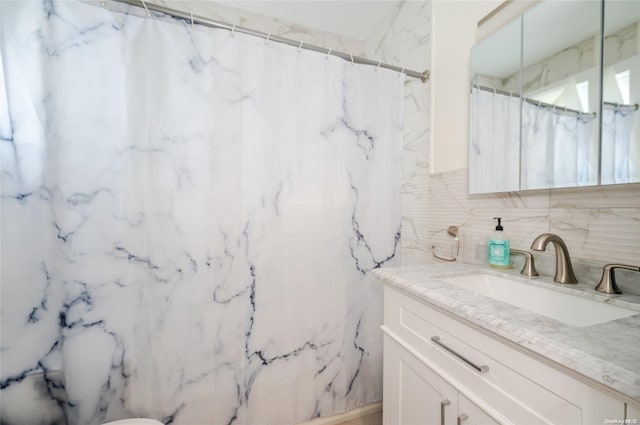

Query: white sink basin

[439,273,638,327]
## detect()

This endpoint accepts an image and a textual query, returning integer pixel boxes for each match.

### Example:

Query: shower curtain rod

[112,0,430,83]
[473,84,596,117]
[604,101,639,111]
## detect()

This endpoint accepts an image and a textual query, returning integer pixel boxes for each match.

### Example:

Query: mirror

[469,0,638,193]
[601,0,640,184]
[520,0,601,190]
[469,18,521,193]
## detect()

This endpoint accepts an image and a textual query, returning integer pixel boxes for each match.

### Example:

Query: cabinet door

[628,405,640,424]
[384,335,457,425]
[458,394,500,425]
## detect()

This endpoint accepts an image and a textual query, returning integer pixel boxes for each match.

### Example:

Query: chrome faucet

[530,233,578,284]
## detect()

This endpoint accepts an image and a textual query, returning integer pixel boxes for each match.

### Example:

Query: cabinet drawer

[384,287,624,425]
[459,393,501,425]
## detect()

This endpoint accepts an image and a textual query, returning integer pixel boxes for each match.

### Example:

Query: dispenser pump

[488,217,510,269]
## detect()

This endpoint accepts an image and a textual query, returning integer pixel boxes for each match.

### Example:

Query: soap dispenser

[488,217,510,269]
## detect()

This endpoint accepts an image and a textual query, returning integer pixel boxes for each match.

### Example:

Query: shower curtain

[520,102,596,189]
[601,104,639,184]
[0,2,403,424]
[469,87,520,193]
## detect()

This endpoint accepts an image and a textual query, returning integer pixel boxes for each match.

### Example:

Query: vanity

[374,264,640,425]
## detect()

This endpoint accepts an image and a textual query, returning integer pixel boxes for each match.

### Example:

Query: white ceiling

[216,0,400,41]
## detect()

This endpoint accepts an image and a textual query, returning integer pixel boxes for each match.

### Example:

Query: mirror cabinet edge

[476,0,539,42]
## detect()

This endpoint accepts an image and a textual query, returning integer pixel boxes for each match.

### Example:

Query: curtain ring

[326,48,332,59]
[265,33,271,45]
[230,24,236,38]
[140,0,150,16]
[298,41,304,52]
[376,61,382,71]
[349,54,354,66]
[190,12,194,30]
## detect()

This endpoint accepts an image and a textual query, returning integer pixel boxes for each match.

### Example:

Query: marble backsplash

[426,168,640,293]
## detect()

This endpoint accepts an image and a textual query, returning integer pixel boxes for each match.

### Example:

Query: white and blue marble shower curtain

[601,104,639,184]
[521,102,596,189]
[0,2,403,424]
[469,87,520,193]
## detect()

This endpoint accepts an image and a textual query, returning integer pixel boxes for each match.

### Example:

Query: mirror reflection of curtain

[469,87,520,193]
[601,104,638,184]
[521,102,596,189]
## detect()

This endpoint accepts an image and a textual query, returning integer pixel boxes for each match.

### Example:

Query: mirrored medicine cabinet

[469,0,640,194]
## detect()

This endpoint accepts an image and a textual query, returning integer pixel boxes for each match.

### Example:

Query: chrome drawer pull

[440,399,450,425]
[431,336,490,373]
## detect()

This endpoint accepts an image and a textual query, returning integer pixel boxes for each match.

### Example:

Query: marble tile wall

[426,168,640,291]
[527,23,639,94]
[498,19,638,93]
[364,1,432,265]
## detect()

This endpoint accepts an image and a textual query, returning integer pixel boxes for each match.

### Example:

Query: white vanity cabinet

[628,405,640,423]
[382,286,626,425]
[458,394,500,425]
[384,335,499,425]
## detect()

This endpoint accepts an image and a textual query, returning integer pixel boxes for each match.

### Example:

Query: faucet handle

[595,264,640,294]
[510,249,539,277]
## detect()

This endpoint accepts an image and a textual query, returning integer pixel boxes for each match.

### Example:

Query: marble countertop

[373,263,640,406]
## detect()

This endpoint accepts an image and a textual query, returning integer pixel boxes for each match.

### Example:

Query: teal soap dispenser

[488,217,510,269]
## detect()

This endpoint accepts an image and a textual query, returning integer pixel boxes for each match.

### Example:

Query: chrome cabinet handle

[431,336,489,373]
[440,399,451,425]
[458,413,468,425]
